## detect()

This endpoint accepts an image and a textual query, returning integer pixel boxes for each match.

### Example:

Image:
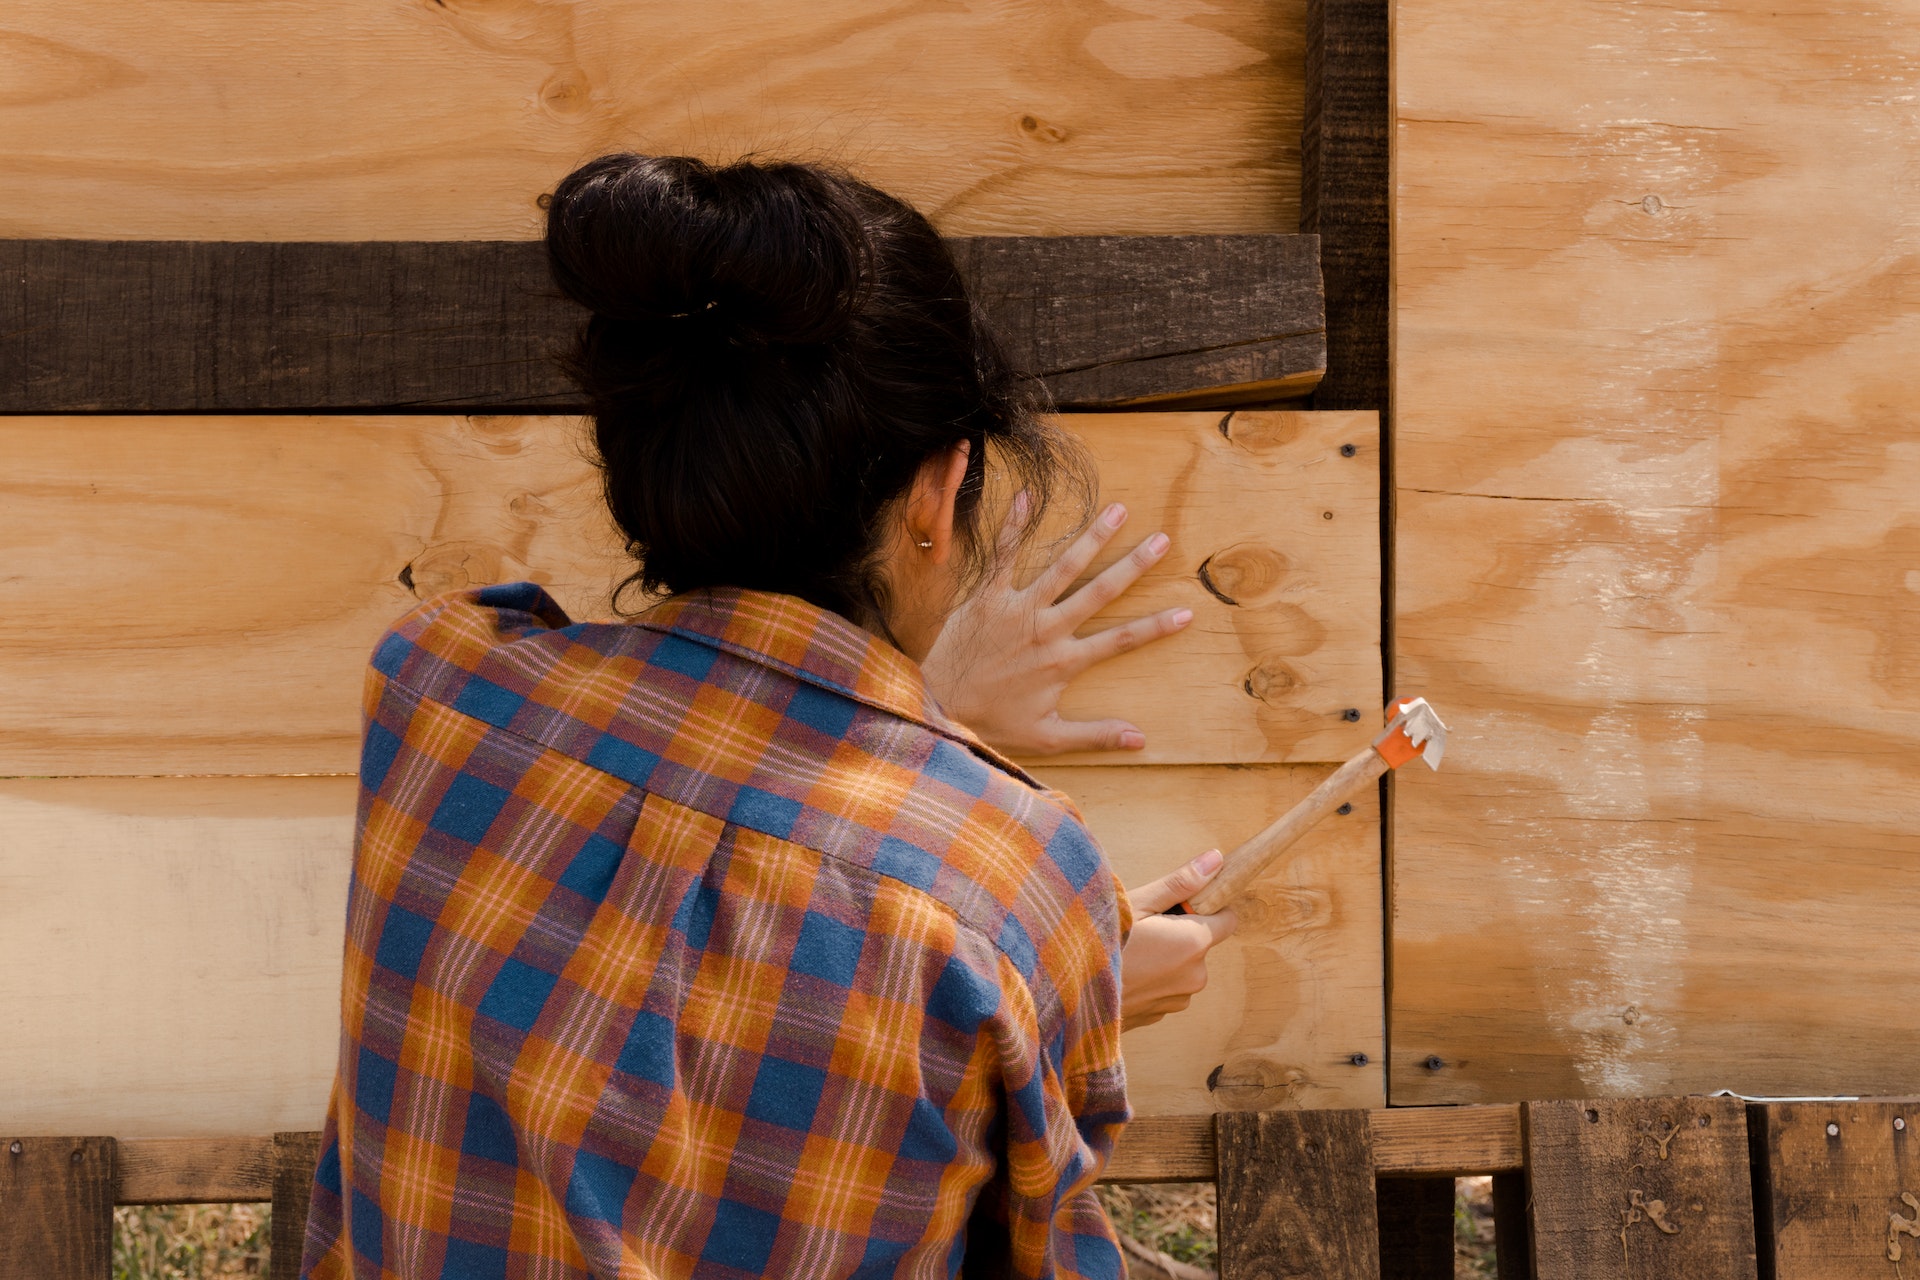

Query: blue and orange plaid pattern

[301,583,1132,1278]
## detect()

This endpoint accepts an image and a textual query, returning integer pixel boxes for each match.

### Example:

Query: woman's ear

[908,441,972,565]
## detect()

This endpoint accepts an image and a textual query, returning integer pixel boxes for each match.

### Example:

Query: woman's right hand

[1120,850,1240,1030]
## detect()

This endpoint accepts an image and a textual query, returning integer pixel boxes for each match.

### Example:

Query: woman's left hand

[921,494,1193,756]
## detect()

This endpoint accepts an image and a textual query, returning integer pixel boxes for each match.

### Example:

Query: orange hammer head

[1373,697,1449,771]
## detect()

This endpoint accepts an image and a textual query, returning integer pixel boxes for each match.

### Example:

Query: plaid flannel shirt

[301,583,1132,1279]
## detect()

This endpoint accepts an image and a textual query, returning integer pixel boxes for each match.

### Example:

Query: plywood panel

[0,0,1302,241]
[1038,765,1385,1115]
[0,778,354,1137]
[1,411,1377,776]
[1,768,1376,1135]
[1391,0,1920,1101]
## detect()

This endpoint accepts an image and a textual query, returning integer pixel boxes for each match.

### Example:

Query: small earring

[917,539,933,549]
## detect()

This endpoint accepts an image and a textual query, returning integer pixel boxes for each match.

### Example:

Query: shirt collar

[634,587,1041,785]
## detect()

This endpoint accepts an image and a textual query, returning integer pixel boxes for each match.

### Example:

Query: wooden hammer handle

[1183,744,1387,915]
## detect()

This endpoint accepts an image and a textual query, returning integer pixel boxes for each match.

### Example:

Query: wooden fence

[10,1097,1920,1278]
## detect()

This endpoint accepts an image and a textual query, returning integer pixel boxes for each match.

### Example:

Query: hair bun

[545,153,869,351]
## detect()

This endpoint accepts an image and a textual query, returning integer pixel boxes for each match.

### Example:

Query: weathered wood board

[0,1138,114,1280]
[0,0,1302,241]
[0,768,1378,1136]
[1390,0,1920,1100]
[1216,1109,1381,1279]
[1751,1101,1920,1280]
[0,236,1325,414]
[1038,765,1385,1114]
[1523,1097,1757,1280]
[0,411,1377,776]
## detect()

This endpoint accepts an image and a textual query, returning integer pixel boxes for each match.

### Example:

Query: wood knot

[1016,113,1068,143]
[1241,660,1299,703]
[1197,544,1288,606]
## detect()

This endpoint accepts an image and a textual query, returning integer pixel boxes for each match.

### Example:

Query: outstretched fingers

[1028,503,1129,606]
[1053,529,1172,629]
[1070,605,1193,671]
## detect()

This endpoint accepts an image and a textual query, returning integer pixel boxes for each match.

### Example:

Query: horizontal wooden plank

[1368,1104,1523,1178]
[1104,1116,1220,1184]
[0,778,354,1138]
[0,411,1376,776]
[115,1138,275,1206]
[0,0,1302,241]
[0,237,1322,413]
[1041,765,1384,1115]
[108,1106,1524,1202]
[2,767,1369,1134]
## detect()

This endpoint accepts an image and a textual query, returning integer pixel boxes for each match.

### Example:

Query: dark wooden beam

[1523,1097,1758,1280]
[0,236,1323,414]
[0,1137,114,1280]
[1301,0,1389,415]
[1216,1109,1382,1279]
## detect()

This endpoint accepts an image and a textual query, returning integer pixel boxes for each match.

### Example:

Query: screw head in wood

[70,1148,82,1164]
[1827,1122,1841,1137]
[1322,510,1334,520]
[1424,1055,1445,1071]
[1340,443,1358,457]
[1342,708,1361,722]
[7,1141,18,1156]
[1337,802,1353,815]
[1349,1052,1369,1067]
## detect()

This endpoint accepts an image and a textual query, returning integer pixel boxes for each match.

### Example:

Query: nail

[1171,608,1193,627]
[1118,729,1145,751]
[1102,503,1127,530]
[1146,532,1170,556]
[1193,848,1223,875]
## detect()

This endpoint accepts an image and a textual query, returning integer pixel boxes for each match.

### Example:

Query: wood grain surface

[270,1132,324,1280]
[1,236,1324,413]
[1523,1097,1756,1280]
[0,0,1302,241]
[1391,0,1920,1102]
[1751,1100,1920,1279]
[115,1138,276,1206]
[0,1137,114,1280]
[1300,0,1388,416]
[0,778,355,1137]
[1,411,1377,776]
[1216,1108,1381,1279]
[1038,765,1384,1114]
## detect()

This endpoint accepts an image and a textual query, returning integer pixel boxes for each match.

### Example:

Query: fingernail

[1146,532,1170,556]
[1172,608,1193,627]
[1119,729,1145,750]
[1102,503,1127,530]
[1194,849,1223,875]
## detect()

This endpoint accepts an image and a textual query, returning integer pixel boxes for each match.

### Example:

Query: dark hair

[544,153,1089,631]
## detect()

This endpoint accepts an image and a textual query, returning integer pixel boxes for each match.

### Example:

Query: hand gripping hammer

[1181,697,1449,916]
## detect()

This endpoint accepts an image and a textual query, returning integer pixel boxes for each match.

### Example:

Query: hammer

[1181,697,1449,916]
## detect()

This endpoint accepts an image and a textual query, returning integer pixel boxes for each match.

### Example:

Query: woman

[302,154,1236,1279]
